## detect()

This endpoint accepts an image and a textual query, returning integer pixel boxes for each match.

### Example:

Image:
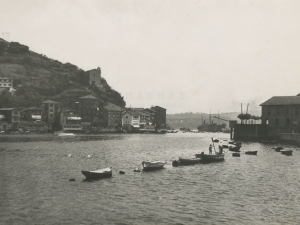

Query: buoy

[87,155,91,158]
[69,178,76,181]
[232,153,240,157]
[68,154,72,157]
[172,160,180,167]
[119,171,125,174]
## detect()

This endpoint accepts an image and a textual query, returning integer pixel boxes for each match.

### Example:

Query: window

[126,116,128,119]
[265,118,269,124]
[267,107,271,116]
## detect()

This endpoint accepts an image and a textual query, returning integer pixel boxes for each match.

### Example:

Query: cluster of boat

[81,139,296,180]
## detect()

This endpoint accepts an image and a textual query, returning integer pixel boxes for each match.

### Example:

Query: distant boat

[280,150,293,155]
[245,151,258,155]
[178,157,201,165]
[141,161,166,171]
[228,145,241,152]
[195,152,225,162]
[81,167,112,180]
[274,146,284,152]
[55,131,74,136]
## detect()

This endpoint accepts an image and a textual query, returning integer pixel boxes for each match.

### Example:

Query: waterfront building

[0,76,14,93]
[99,103,124,128]
[0,108,20,130]
[151,106,167,129]
[19,121,48,132]
[260,94,300,134]
[83,67,101,86]
[41,100,60,130]
[20,107,43,121]
[78,95,98,122]
[122,110,140,132]
[60,110,82,132]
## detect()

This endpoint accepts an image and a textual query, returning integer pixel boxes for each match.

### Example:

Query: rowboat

[280,150,293,155]
[245,151,258,155]
[178,157,201,165]
[142,161,166,171]
[81,167,112,179]
[195,152,225,162]
[274,146,284,152]
[228,145,241,152]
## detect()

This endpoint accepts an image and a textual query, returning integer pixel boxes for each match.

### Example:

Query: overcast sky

[1,0,300,114]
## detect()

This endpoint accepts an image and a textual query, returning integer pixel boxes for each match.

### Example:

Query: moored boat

[142,161,166,171]
[81,167,112,180]
[195,152,225,162]
[228,145,241,152]
[274,146,284,152]
[245,151,258,155]
[178,157,201,165]
[280,150,293,155]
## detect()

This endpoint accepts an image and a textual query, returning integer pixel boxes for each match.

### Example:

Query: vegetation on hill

[0,38,126,109]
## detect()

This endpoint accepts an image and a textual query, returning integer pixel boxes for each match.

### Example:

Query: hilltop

[0,38,126,109]
[167,111,261,129]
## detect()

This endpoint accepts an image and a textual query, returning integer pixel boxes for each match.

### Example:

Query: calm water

[1,132,300,225]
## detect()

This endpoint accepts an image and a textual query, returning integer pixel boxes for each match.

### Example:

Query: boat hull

[245,151,258,155]
[229,146,241,152]
[280,150,293,155]
[81,167,112,179]
[179,158,201,165]
[142,161,166,171]
[195,153,225,162]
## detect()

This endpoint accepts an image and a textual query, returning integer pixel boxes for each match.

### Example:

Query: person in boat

[209,144,212,155]
[219,145,223,154]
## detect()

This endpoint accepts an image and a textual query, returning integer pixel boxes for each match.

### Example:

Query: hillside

[0,38,126,109]
[167,111,262,129]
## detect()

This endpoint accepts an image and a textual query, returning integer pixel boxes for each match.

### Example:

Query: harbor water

[1,132,300,225]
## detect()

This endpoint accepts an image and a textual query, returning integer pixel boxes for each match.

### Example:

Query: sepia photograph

[1,0,300,224]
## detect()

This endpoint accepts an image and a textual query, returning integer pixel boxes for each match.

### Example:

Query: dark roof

[260,96,300,106]
[103,103,124,112]
[42,100,58,104]
[151,106,166,110]
[0,108,18,111]
[20,107,42,112]
[139,111,151,116]
[130,108,145,111]
[143,108,156,113]
[79,95,98,100]
[122,110,140,116]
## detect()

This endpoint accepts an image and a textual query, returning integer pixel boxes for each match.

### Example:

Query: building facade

[260,95,300,133]
[122,110,140,131]
[83,67,101,86]
[0,76,14,93]
[0,108,20,130]
[151,106,166,129]
[78,95,98,122]
[41,100,60,130]
[60,110,82,132]
[20,107,43,121]
[100,103,124,128]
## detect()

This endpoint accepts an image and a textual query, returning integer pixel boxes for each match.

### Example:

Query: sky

[1,0,300,114]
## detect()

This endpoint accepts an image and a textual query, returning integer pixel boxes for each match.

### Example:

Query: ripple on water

[1,133,300,225]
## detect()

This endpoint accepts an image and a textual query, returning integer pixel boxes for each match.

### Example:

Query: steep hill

[0,38,126,109]
[167,111,261,129]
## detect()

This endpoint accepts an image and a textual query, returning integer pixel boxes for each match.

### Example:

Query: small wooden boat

[232,153,240,157]
[245,151,258,155]
[229,145,240,152]
[280,150,293,155]
[195,152,224,162]
[179,157,201,165]
[274,146,284,152]
[222,144,229,148]
[81,167,112,179]
[212,139,219,143]
[142,161,166,171]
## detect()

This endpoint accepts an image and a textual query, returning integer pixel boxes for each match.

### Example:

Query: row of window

[0,83,11,86]
[267,107,299,115]
[0,79,12,82]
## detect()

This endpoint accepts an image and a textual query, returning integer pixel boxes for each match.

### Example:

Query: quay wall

[234,124,268,140]
[281,133,300,143]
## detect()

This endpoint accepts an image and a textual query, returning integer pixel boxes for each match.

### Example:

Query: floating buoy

[69,178,76,181]
[68,154,72,157]
[232,153,240,157]
[119,171,125,174]
[87,155,91,158]
[172,160,180,167]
